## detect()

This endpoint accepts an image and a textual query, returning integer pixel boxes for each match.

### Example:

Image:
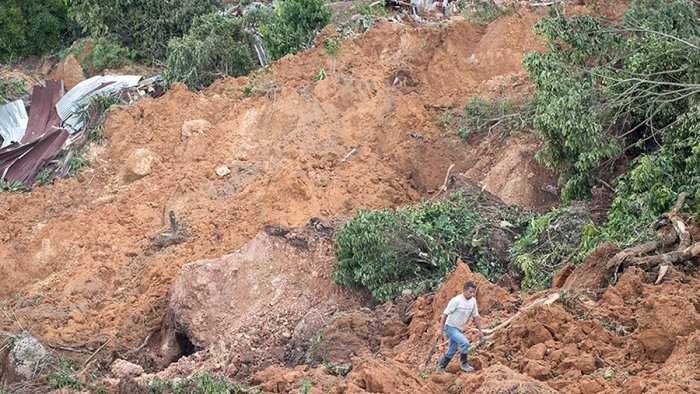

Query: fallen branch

[482,292,560,335]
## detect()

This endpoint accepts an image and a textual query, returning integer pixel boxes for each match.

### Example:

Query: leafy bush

[523,1,700,200]
[578,105,700,257]
[0,0,75,62]
[333,191,531,301]
[457,96,534,140]
[44,359,82,390]
[262,0,332,60]
[512,1,699,284]
[509,206,590,289]
[80,37,134,73]
[65,0,219,63]
[165,14,256,90]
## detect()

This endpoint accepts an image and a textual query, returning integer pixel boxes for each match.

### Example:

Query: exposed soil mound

[0,10,556,361]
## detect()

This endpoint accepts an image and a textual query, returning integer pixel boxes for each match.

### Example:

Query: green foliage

[299,379,313,394]
[459,0,513,24]
[44,358,81,390]
[312,69,327,81]
[80,37,134,74]
[165,14,255,90]
[0,77,24,105]
[0,180,26,193]
[510,207,589,289]
[457,96,535,140]
[323,37,340,56]
[0,0,76,62]
[578,105,700,256]
[523,1,700,200]
[68,156,89,178]
[262,0,332,60]
[148,371,257,394]
[333,191,531,301]
[65,0,219,63]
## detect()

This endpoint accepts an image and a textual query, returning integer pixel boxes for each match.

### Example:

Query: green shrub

[333,191,531,301]
[0,0,75,62]
[457,96,534,140]
[509,207,590,289]
[523,1,700,200]
[44,359,82,390]
[164,14,256,90]
[80,37,134,73]
[262,0,332,60]
[65,0,219,63]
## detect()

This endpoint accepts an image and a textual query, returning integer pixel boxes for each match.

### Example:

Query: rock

[159,223,361,372]
[123,148,155,182]
[523,360,551,380]
[68,309,86,324]
[459,364,558,393]
[215,166,231,177]
[551,263,574,288]
[52,54,85,90]
[111,359,145,378]
[181,119,211,138]
[8,332,50,381]
[623,377,646,394]
[524,343,547,360]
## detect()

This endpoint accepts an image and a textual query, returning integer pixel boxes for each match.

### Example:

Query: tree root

[606,192,698,284]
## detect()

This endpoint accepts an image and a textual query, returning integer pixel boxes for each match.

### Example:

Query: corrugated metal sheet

[24,80,64,143]
[56,75,142,133]
[0,100,28,148]
[0,128,68,186]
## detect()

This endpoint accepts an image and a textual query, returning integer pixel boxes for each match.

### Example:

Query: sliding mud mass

[2,6,698,394]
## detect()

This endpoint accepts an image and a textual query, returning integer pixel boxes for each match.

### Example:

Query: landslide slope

[0,11,556,366]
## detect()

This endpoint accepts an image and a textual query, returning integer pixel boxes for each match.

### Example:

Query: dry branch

[606,193,697,284]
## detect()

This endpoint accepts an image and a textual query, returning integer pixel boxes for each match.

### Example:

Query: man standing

[437,281,484,373]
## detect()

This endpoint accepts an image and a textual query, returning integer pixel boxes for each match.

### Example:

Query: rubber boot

[436,355,452,374]
[460,353,474,373]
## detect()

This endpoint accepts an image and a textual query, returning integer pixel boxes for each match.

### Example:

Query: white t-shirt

[443,294,479,330]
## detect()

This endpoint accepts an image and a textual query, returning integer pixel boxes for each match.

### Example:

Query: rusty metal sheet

[23,80,64,143]
[0,100,28,148]
[0,128,68,187]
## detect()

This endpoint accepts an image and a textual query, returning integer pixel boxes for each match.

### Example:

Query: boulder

[111,359,145,378]
[7,332,50,381]
[123,148,155,182]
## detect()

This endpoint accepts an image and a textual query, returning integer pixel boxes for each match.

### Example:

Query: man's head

[462,281,476,299]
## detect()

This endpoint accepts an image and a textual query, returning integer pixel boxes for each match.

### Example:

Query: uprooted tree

[524,0,700,203]
[333,177,533,301]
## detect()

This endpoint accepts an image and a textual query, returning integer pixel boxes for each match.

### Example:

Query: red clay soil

[244,261,700,393]
[6,6,696,394]
[0,11,555,352]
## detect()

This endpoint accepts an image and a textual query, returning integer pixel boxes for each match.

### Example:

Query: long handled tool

[422,334,441,369]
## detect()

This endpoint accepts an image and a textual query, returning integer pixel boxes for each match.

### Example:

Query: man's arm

[473,316,484,339]
[439,313,448,338]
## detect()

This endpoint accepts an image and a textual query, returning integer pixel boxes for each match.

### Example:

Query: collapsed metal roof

[56,75,142,134]
[0,100,28,148]
[24,80,64,144]
[1,74,157,187]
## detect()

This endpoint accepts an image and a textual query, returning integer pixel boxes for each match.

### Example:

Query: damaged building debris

[0,75,162,188]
